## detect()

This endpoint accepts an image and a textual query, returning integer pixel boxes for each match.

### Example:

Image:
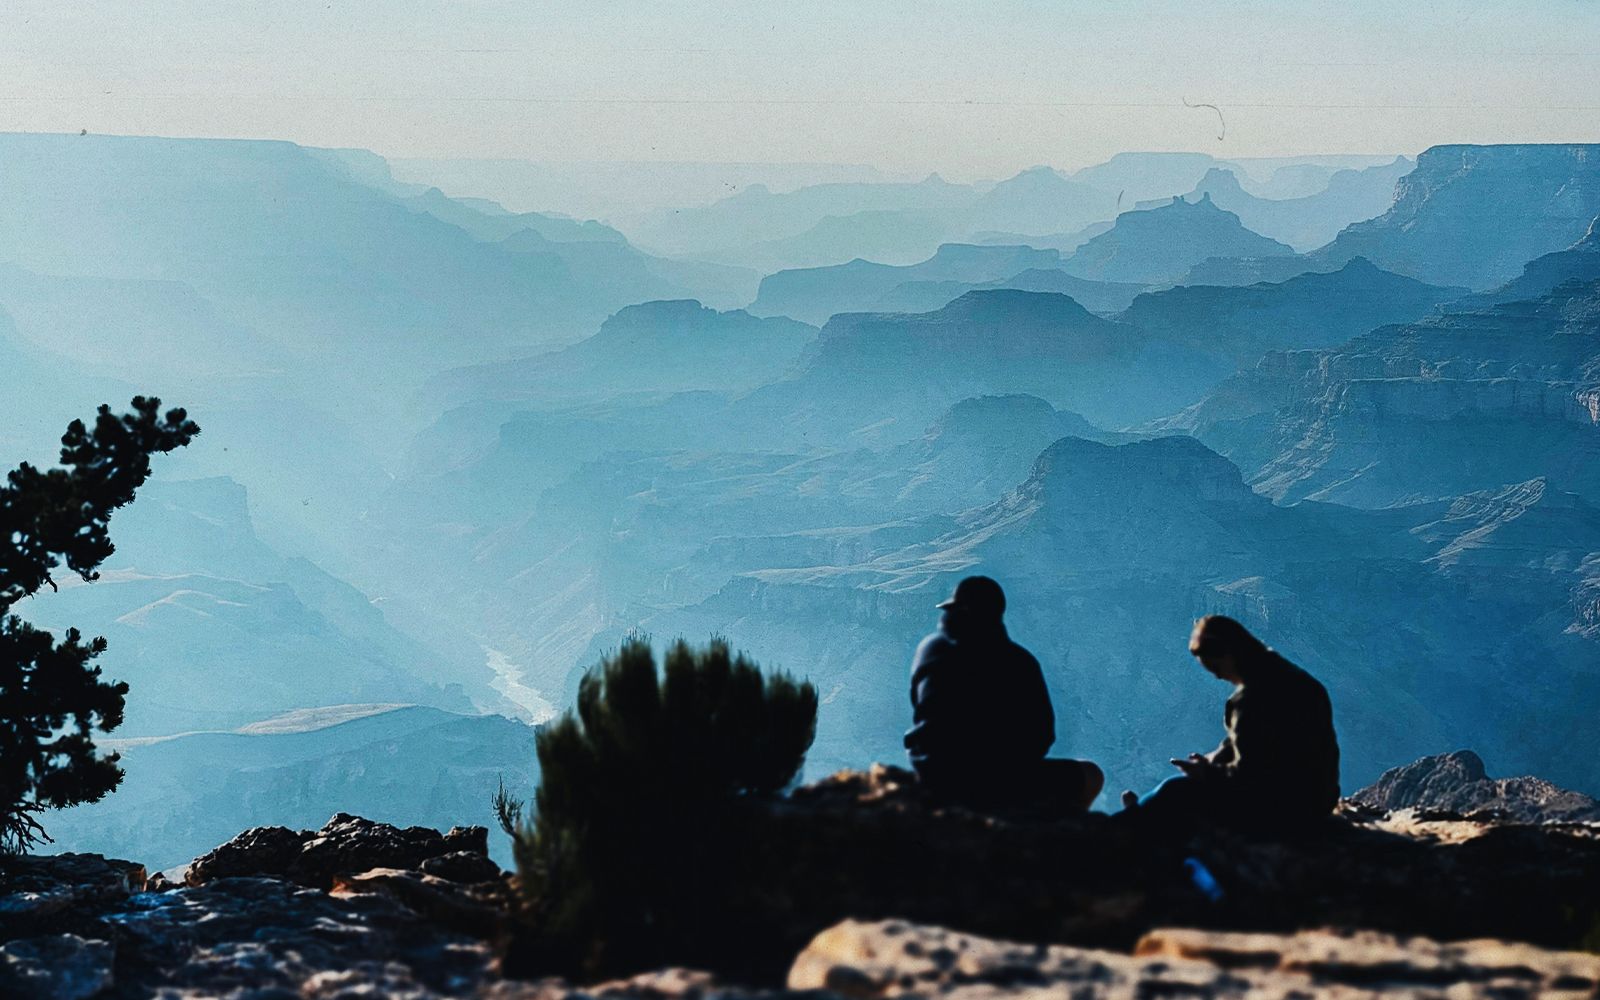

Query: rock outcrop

[1353,750,1600,824]
[186,812,499,889]
[0,814,510,998]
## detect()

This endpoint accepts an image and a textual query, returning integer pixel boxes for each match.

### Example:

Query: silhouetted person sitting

[1120,615,1340,831]
[904,575,1103,810]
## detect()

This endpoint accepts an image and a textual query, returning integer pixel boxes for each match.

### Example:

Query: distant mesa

[731,209,951,271]
[806,288,1114,357]
[1024,434,1257,513]
[749,243,1064,326]
[1116,255,1464,361]
[918,286,1100,325]
[925,393,1099,444]
[872,266,1149,318]
[401,184,630,245]
[964,165,1119,237]
[1062,195,1294,285]
[600,297,774,335]
[424,298,818,410]
[1135,157,1411,252]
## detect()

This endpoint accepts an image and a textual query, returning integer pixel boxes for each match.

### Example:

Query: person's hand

[1169,752,1214,776]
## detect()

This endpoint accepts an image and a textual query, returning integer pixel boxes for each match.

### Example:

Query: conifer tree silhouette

[0,397,197,852]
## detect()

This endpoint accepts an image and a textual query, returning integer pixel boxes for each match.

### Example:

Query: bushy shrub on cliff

[502,636,817,978]
[0,398,198,852]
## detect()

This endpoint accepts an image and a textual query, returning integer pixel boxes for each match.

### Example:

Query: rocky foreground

[3,755,1599,998]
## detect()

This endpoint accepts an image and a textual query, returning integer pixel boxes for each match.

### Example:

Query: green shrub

[502,636,817,979]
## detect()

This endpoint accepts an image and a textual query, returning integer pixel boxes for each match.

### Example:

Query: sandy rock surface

[790,919,1600,999]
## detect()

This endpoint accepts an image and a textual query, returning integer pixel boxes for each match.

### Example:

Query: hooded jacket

[903,625,1055,773]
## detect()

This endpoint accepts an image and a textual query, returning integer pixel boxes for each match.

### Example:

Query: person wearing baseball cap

[903,575,1102,810]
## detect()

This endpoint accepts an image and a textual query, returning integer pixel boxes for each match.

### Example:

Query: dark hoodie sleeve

[1222,683,1291,783]
[1210,691,1241,765]
[904,634,956,757]
[1022,649,1056,758]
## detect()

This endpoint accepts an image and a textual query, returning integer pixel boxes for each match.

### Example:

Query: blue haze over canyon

[2,133,1598,871]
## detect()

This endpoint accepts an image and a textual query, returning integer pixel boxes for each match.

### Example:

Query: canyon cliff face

[1312,144,1600,289]
[1178,158,1410,250]
[1175,275,1600,509]
[1456,215,1600,309]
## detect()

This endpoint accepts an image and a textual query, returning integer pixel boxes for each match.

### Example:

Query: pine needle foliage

[0,397,198,852]
[505,636,817,978]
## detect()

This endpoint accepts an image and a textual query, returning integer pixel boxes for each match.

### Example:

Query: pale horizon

[3,1,1596,182]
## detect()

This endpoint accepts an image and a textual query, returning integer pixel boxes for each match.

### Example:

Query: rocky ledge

[2,759,1599,997]
[0,814,513,998]
[788,919,1600,1000]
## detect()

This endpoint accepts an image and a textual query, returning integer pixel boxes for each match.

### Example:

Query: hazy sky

[3,1,1597,179]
